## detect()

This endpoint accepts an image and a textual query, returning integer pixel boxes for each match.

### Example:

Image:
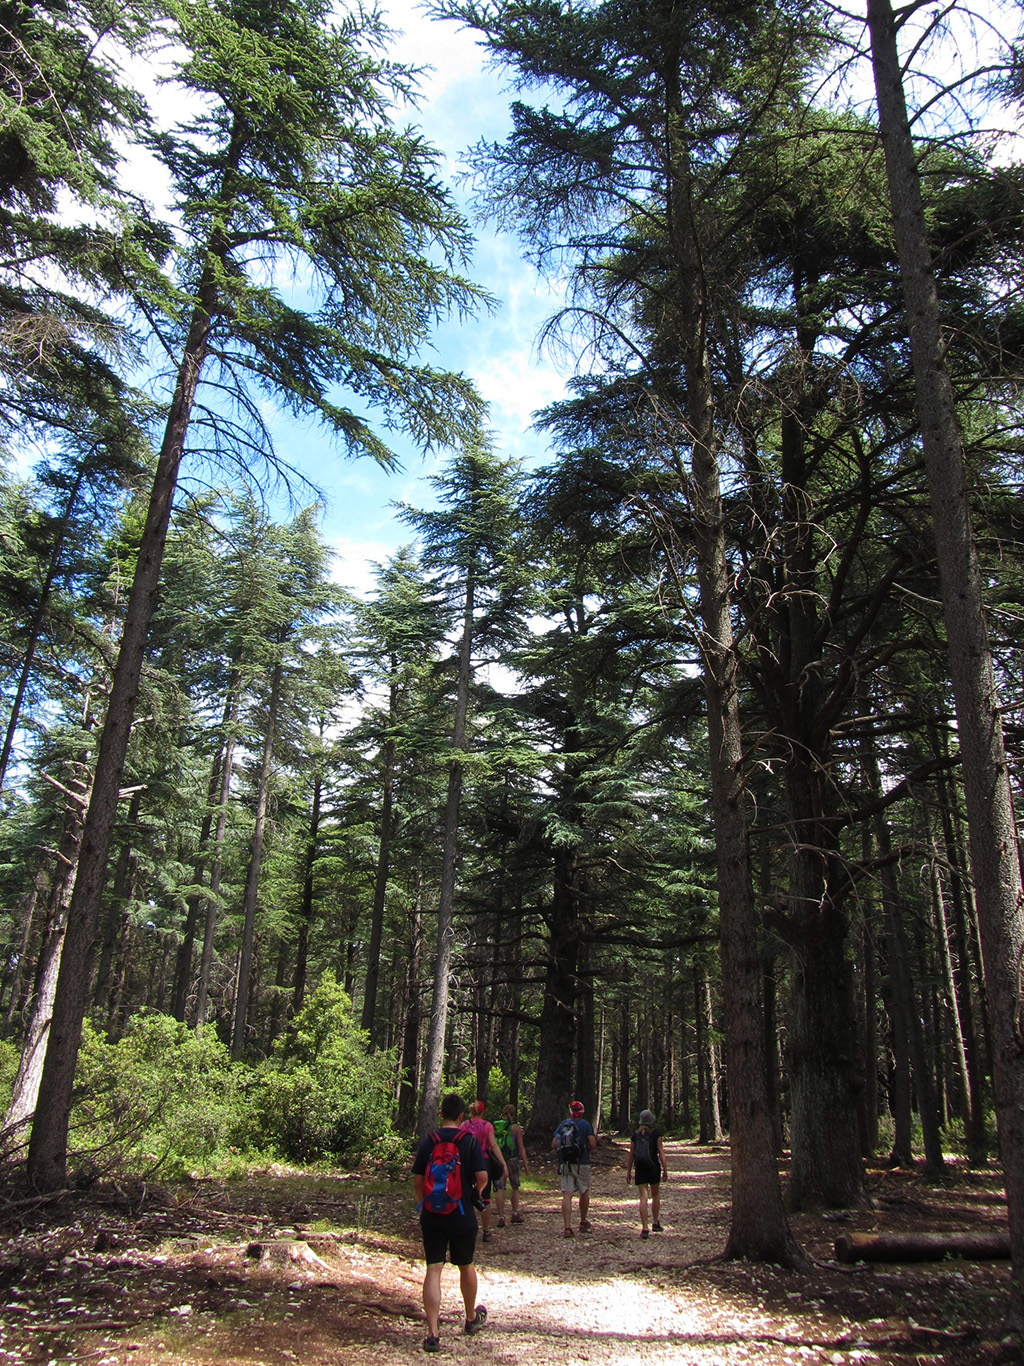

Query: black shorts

[635,1164,661,1187]
[421,1222,478,1267]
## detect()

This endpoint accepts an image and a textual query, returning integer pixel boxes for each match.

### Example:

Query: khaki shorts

[559,1162,591,1194]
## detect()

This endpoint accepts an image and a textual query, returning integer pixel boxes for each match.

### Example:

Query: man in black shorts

[412,1092,490,1352]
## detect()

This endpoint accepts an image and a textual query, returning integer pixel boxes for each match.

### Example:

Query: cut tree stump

[834,1230,1011,1263]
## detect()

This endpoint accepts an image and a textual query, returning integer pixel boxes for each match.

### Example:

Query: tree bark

[196,681,239,1028]
[868,0,1024,1324]
[361,676,397,1041]
[525,844,580,1143]
[416,575,474,1134]
[2,797,84,1148]
[26,252,219,1189]
[231,653,283,1059]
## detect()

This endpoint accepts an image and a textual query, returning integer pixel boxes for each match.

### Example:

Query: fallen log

[834,1230,1010,1263]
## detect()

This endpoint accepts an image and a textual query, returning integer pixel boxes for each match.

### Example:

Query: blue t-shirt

[555,1116,595,1165]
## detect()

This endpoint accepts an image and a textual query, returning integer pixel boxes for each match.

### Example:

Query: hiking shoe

[579,1220,592,1232]
[641,1228,650,1239]
[563,1227,574,1238]
[511,1213,524,1224]
[652,1223,663,1232]
[482,1231,492,1243]
[497,1217,505,1228]
[465,1306,487,1335]
[423,1335,440,1353]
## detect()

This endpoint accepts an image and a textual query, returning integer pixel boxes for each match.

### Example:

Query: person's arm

[472,1139,489,1198]
[587,1129,597,1154]
[626,1139,634,1183]
[658,1135,668,1177]
[412,1142,426,1204]
[515,1124,529,1173]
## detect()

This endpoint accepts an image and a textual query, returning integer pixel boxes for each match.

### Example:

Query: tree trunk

[396,881,423,1131]
[292,760,323,1017]
[361,680,396,1040]
[196,683,240,1028]
[860,907,880,1158]
[93,789,143,1012]
[617,1000,631,1132]
[526,844,580,1143]
[416,576,474,1134]
[869,0,1024,1325]
[171,724,228,1021]
[0,467,85,794]
[929,826,972,1129]
[695,960,723,1144]
[2,800,84,1148]
[661,79,800,1258]
[26,253,220,1190]
[932,727,989,1162]
[231,653,283,1059]
[576,931,597,1122]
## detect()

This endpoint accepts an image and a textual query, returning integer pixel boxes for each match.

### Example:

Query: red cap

[569,1100,585,1117]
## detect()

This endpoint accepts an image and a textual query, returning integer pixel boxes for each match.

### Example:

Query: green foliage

[0,1037,19,1114]
[250,972,400,1166]
[71,1015,244,1179]
[485,1066,510,1114]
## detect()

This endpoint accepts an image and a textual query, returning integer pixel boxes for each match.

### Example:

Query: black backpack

[555,1118,585,1165]
[634,1130,655,1167]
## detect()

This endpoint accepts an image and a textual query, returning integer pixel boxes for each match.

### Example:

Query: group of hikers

[411,1093,668,1352]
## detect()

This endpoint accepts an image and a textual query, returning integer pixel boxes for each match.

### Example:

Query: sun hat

[639,1109,656,1127]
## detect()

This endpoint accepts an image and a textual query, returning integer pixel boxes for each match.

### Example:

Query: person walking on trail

[492,1103,529,1226]
[552,1099,596,1237]
[460,1099,509,1242]
[626,1108,668,1239]
[412,1092,490,1353]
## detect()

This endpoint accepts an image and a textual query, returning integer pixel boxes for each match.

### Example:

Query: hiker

[412,1092,490,1353]
[552,1099,596,1237]
[626,1108,668,1238]
[460,1099,509,1242]
[492,1103,529,1225]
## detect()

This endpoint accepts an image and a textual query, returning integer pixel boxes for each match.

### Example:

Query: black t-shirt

[413,1126,487,1231]
[633,1129,662,1174]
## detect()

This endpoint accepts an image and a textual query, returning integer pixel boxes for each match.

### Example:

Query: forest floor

[0,1137,1019,1366]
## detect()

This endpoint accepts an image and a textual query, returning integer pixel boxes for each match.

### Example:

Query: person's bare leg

[495,1186,506,1222]
[511,1186,521,1216]
[652,1185,661,1226]
[579,1188,590,1225]
[639,1184,649,1230]
[458,1262,478,1323]
[562,1188,573,1231]
[423,1263,444,1338]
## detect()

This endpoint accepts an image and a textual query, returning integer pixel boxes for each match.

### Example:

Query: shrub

[485,1066,510,1115]
[0,1037,18,1115]
[247,972,398,1166]
[71,1014,245,1179]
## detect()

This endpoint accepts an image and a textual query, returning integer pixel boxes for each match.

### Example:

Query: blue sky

[282,1,572,598]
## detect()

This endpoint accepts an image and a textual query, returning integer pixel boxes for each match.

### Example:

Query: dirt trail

[0,1139,1017,1366]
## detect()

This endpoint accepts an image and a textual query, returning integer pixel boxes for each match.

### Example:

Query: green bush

[248,972,398,1166]
[72,1014,245,1179]
[0,1037,19,1115]
[485,1066,510,1115]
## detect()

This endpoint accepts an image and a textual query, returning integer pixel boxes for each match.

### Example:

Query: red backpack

[419,1131,465,1215]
